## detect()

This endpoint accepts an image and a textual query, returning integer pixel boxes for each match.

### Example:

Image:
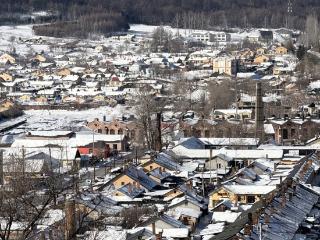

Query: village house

[208,184,276,209]
[86,118,137,140]
[275,46,288,55]
[269,118,320,145]
[109,166,161,192]
[212,56,238,76]
[253,55,270,64]
[204,153,234,171]
[0,53,16,65]
[140,214,189,239]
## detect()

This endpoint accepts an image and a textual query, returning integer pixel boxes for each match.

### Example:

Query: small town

[0,1,320,240]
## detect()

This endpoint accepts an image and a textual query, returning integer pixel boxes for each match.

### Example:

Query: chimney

[244,224,252,235]
[156,231,162,240]
[264,214,270,224]
[155,112,162,152]
[255,82,264,141]
[152,222,156,234]
[0,150,3,185]
[281,194,286,207]
[64,200,76,240]
[252,212,259,225]
[234,194,238,207]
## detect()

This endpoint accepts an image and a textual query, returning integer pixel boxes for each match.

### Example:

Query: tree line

[0,0,320,37]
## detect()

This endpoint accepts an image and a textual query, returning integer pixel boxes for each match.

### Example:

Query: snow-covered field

[10,105,129,133]
[129,24,290,43]
[0,25,51,55]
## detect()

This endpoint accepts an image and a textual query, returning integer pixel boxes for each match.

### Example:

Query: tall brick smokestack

[0,150,3,185]
[255,82,264,141]
[64,199,76,240]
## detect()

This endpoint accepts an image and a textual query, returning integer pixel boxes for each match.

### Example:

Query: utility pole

[209,148,212,184]
[22,145,25,176]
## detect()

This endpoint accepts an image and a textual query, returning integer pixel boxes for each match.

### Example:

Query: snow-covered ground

[129,24,290,43]
[9,105,129,134]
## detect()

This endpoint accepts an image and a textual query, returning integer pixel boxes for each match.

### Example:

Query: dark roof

[260,30,273,39]
[168,196,207,210]
[118,183,145,199]
[138,213,188,229]
[155,152,182,171]
[148,168,171,180]
[126,167,159,191]
[249,184,320,240]
[178,137,205,149]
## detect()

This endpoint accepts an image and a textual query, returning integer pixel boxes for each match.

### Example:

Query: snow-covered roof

[223,184,276,195]
[162,228,189,238]
[211,210,241,223]
[172,146,283,159]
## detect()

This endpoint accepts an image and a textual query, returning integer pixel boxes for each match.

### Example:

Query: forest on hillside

[1,0,320,37]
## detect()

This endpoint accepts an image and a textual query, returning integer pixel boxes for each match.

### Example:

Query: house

[0,81,17,96]
[143,188,185,202]
[32,54,47,63]
[190,32,211,43]
[275,46,288,55]
[113,182,145,200]
[0,53,16,65]
[212,56,238,76]
[259,30,273,43]
[167,196,205,231]
[211,32,231,43]
[110,166,161,192]
[140,214,189,239]
[253,55,270,64]
[269,118,320,145]
[57,68,71,76]
[168,195,207,213]
[256,48,266,55]
[0,73,13,81]
[76,130,128,158]
[86,118,137,140]
[110,76,122,87]
[212,109,252,120]
[247,32,260,43]
[148,167,171,183]
[204,153,234,171]
[208,184,276,208]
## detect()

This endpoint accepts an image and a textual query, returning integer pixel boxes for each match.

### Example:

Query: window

[247,195,256,203]
[118,129,123,134]
[217,163,222,169]
[205,130,210,138]
[98,129,102,133]
[282,129,288,139]
[291,128,296,137]
[113,144,118,150]
[121,182,125,186]
[150,166,153,170]
[110,129,115,135]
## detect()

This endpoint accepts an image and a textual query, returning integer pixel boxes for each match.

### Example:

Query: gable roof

[168,196,206,210]
[148,167,171,180]
[118,183,145,199]
[126,167,159,191]
[155,152,182,171]
[222,184,276,195]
